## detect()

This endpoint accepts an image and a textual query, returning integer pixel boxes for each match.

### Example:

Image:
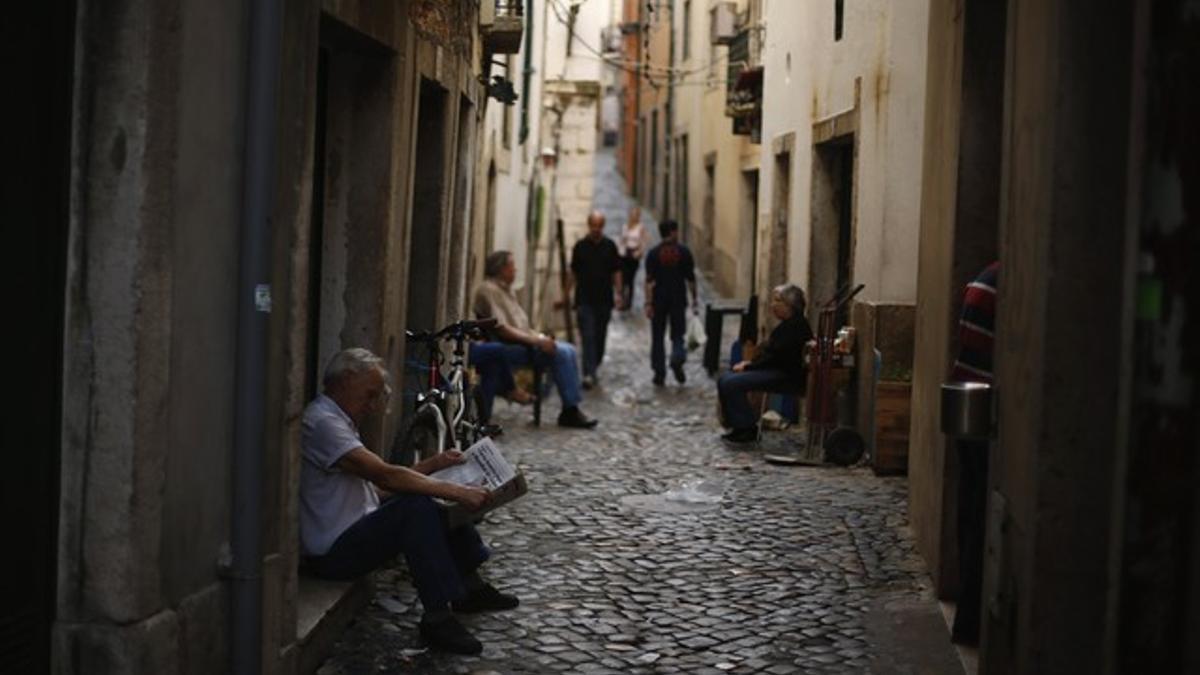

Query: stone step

[295,575,373,675]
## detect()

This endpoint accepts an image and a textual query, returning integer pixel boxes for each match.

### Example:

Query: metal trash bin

[940,381,994,439]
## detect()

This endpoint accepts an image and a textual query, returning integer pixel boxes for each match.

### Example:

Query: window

[682,0,692,60]
[835,0,845,41]
[650,109,659,209]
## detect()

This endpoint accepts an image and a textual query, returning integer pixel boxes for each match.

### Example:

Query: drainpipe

[518,0,534,144]
[232,0,282,672]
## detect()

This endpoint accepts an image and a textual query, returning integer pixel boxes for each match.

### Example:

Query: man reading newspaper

[299,348,519,656]
[430,437,528,528]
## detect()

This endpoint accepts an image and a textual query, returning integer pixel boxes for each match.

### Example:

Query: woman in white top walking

[617,206,649,310]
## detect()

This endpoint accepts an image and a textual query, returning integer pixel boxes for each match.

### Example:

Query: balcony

[481,0,525,54]
[725,29,762,142]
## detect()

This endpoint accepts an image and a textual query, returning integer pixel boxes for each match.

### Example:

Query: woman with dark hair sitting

[717,283,814,443]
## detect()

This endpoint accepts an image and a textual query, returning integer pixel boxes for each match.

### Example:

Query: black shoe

[652,373,666,387]
[721,428,758,443]
[671,362,686,384]
[558,406,599,429]
[419,615,483,655]
[452,584,521,614]
[581,375,596,390]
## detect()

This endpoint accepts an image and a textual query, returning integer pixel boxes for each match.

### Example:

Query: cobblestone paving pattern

[320,149,959,674]
[319,311,957,675]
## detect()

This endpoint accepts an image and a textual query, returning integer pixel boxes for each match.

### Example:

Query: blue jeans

[651,302,687,377]
[501,340,582,409]
[717,368,801,429]
[470,342,517,422]
[306,493,489,611]
[576,304,613,377]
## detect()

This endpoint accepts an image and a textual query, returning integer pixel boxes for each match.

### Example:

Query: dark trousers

[953,439,989,644]
[650,302,687,378]
[576,303,613,377]
[470,342,517,422]
[717,368,799,429]
[306,493,489,612]
[620,255,639,308]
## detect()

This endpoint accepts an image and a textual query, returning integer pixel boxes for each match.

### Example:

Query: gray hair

[323,348,386,390]
[773,283,807,317]
[484,250,513,279]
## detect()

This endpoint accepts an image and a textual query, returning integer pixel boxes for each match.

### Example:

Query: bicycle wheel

[392,406,444,467]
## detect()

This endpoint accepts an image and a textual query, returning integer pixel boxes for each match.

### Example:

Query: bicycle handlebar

[405,318,499,344]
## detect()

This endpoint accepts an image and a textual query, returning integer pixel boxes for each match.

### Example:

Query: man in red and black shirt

[644,220,697,386]
[951,260,998,646]
[952,261,999,383]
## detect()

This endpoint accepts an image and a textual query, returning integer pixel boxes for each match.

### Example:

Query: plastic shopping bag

[686,311,706,351]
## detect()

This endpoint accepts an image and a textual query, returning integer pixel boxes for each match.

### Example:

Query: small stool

[703,299,748,375]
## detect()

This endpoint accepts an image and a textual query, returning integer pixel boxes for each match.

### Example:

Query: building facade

[5,1,520,673]
[909,1,1200,672]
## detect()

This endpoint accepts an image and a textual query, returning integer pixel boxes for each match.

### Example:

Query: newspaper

[429,437,527,527]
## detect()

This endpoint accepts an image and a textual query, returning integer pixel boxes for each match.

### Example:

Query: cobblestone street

[320,324,961,674]
[318,151,962,674]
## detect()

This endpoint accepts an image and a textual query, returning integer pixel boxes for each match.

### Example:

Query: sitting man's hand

[536,333,557,355]
[433,450,467,472]
[732,360,749,373]
[454,485,491,511]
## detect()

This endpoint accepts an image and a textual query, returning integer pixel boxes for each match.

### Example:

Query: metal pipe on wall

[232,0,283,671]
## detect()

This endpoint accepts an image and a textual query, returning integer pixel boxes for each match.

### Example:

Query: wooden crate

[873,381,912,474]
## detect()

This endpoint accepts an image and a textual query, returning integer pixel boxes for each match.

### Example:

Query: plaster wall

[986,1,1140,671]
[906,0,965,596]
[757,0,928,308]
[697,0,754,297]
[55,1,482,672]
[543,0,615,83]
[56,1,247,672]
[478,0,549,296]
[671,0,705,256]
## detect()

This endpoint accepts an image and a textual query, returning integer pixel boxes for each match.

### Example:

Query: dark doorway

[405,78,448,335]
[702,158,716,269]
[676,134,689,242]
[2,2,75,671]
[741,169,760,297]
[810,138,854,325]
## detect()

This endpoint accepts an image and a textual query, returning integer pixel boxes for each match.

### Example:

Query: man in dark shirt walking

[644,219,697,386]
[569,211,623,389]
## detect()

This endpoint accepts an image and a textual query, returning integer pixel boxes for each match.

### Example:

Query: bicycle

[389,318,503,467]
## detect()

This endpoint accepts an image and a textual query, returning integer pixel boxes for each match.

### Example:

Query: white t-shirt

[299,394,380,556]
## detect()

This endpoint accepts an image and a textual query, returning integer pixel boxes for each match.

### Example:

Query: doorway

[740,169,760,298]
[768,150,791,291]
[675,134,689,242]
[3,2,75,670]
[810,137,855,325]
[405,78,449,335]
[307,19,396,392]
[702,157,716,269]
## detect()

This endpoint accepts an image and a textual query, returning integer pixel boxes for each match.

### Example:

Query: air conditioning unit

[710,2,737,45]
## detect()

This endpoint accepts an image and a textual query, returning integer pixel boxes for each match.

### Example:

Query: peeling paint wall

[757,0,929,310]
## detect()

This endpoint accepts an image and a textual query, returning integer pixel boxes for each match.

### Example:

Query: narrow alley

[14,2,1198,674]
[318,154,962,675]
